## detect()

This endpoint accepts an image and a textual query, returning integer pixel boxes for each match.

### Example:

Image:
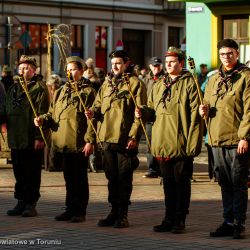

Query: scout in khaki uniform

[142,56,164,178]
[136,47,203,233]
[200,39,250,239]
[34,56,96,223]
[0,55,50,217]
[85,49,147,228]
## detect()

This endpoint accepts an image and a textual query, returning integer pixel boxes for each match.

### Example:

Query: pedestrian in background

[198,63,208,86]
[34,56,96,223]
[136,47,203,234]
[200,39,250,239]
[45,74,63,172]
[85,49,147,228]
[83,58,103,173]
[0,55,50,217]
[1,65,14,92]
[142,56,164,178]
[200,69,219,181]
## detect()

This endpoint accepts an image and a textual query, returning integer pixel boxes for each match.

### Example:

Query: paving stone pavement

[0,141,250,250]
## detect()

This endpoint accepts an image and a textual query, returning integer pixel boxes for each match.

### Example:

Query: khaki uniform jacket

[92,74,147,146]
[42,78,96,153]
[0,75,50,149]
[203,63,250,147]
[146,71,203,159]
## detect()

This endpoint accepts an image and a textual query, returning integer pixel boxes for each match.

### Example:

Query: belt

[155,156,171,162]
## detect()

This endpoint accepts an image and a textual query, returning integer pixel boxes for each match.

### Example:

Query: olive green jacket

[41,78,96,153]
[144,71,203,159]
[0,75,50,149]
[144,71,164,97]
[92,74,147,146]
[203,63,250,147]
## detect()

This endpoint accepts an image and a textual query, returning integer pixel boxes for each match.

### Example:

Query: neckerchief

[105,73,124,98]
[60,78,89,103]
[216,63,247,99]
[159,71,186,108]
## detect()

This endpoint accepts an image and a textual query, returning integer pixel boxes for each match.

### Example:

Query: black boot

[233,223,246,239]
[55,210,73,221]
[113,206,129,228]
[22,203,38,217]
[7,200,26,216]
[171,216,186,234]
[153,218,174,232]
[210,222,234,237]
[98,205,119,227]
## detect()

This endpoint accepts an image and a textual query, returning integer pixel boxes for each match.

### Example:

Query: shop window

[15,23,48,76]
[71,25,83,57]
[95,26,107,71]
[168,26,180,48]
[223,17,249,42]
[223,16,249,63]
[15,24,83,77]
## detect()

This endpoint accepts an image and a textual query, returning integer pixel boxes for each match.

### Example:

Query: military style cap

[109,49,129,60]
[18,55,37,68]
[149,57,162,66]
[66,56,86,69]
[165,47,185,60]
[217,39,239,50]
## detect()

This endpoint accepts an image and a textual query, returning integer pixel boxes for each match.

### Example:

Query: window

[168,26,180,48]
[15,23,48,76]
[223,16,249,63]
[95,26,108,71]
[224,17,248,41]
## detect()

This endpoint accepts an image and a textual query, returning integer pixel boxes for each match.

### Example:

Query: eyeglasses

[219,52,234,58]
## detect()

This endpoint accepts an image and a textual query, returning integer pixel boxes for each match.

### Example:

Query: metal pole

[7,16,12,70]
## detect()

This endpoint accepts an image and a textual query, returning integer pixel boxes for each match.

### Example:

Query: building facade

[170,0,250,72]
[0,0,185,78]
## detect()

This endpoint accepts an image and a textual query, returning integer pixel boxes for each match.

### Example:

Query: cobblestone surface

[0,141,249,249]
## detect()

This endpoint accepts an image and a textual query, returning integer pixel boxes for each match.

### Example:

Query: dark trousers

[212,147,250,224]
[61,152,89,216]
[102,146,138,207]
[206,144,215,180]
[11,148,43,204]
[159,158,193,222]
[146,123,159,175]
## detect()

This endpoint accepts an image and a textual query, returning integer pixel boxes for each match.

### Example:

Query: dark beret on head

[217,39,239,50]
[109,49,129,60]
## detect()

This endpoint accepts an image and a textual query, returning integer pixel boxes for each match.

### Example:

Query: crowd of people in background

[0,38,250,239]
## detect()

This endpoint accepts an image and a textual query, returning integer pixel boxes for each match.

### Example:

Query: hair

[69,61,83,71]
[47,74,62,87]
[200,64,207,68]
[217,39,239,50]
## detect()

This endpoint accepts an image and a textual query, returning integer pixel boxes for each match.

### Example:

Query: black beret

[109,49,129,60]
[217,39,239,50]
